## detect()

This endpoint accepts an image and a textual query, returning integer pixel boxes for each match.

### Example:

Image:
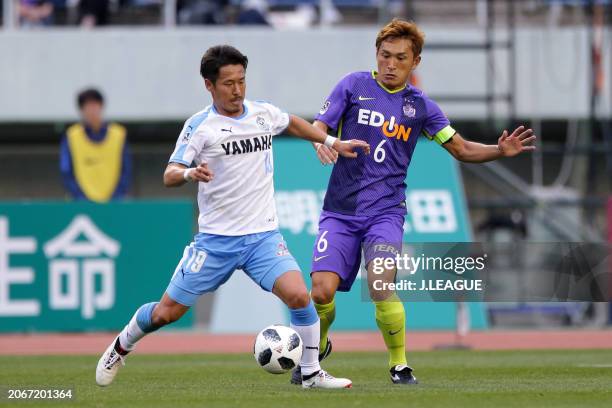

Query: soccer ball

[253,325,303,374]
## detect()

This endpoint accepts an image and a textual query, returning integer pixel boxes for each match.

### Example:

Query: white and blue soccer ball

[254,325,303,374]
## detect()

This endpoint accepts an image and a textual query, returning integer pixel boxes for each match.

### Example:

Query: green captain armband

[423,125,456,145]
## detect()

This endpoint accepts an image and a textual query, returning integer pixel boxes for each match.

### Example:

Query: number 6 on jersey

[374,140,387,163]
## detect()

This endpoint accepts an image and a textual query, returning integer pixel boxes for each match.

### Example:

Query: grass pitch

[1,350,611,407]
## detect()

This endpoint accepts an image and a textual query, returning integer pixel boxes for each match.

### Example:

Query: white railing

[163,0,176,28]
[3,0,16,30]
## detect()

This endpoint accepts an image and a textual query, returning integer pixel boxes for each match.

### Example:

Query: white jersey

[169,99,290,236]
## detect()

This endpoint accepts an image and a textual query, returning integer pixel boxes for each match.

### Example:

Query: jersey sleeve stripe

[337,118,344,140]
[187,109,211,131]
[169,158,191,166]
[169,144,189,164]
[169,107,212,165]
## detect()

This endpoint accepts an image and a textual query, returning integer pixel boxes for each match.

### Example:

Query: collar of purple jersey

[370,70,413,95]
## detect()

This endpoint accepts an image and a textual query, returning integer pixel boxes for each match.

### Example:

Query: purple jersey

[316,71,455,216]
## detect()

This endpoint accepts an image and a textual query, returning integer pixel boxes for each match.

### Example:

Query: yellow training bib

[67,123,126,203]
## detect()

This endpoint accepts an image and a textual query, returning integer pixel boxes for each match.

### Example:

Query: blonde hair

[376,19,425,57]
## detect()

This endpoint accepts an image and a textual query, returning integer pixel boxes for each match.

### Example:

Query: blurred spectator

[237,0,269,25]
[79,0,109,26]
[60,89,132,202]
[19,0,54,27]
[178,0,228,25]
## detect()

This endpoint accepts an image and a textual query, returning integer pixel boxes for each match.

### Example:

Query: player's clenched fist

[186,163,214,183]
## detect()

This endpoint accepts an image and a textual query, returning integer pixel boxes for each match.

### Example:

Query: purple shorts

[310,210,404,292]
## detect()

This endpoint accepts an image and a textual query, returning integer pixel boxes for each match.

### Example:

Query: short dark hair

[77,88,104,109]
[200,45,248,84]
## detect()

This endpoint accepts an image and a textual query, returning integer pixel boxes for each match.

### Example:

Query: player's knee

[311,291,334,305]
[311,280,335,305]
[284,289,310,309]
[369,288,393,303]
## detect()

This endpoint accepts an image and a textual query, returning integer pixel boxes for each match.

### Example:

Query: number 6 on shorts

[317,230,329,253]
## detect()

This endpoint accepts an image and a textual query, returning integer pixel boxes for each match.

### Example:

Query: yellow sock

[374,295,407,369]
[314,299,335,351]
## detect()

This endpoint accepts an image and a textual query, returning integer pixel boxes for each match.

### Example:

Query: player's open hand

[498,126,536,157]
[315,143,339,165]
[191,163,214,183]
[334,139,371,159]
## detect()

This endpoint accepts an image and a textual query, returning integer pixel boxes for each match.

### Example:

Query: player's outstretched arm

[286,114,370,158]
[163,163,214,187]
[443,125,536,163]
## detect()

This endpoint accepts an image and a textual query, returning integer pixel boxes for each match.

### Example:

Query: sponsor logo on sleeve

[182,125,194,142]
[319,100,331,115]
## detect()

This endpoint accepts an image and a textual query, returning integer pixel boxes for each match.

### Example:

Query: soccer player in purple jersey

[291,19,536,385]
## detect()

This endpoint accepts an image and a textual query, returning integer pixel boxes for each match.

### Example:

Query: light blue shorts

[166,229,300,306]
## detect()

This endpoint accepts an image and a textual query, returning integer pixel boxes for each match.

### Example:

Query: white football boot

[96,337,127,386]
[302,370,352,389]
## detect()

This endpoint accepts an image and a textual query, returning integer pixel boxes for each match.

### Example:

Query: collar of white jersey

[211,102,249,121]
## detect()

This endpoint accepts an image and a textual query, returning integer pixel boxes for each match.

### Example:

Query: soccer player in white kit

[95,45,369,389]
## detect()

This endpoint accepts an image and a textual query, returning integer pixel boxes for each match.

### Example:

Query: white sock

[291,319,322,376]
[118,311,146,352]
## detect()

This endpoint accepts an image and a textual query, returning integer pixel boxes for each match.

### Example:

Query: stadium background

[1,0,611,358]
